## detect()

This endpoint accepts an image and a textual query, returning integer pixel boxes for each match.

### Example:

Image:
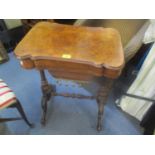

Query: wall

[4,19,22,29]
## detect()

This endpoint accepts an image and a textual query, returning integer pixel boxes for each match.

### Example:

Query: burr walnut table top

[14,22,124,79]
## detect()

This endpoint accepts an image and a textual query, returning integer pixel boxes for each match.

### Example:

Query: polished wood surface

[14,22,124,79]
[14,22,124,130]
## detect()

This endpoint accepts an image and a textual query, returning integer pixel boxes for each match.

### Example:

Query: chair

[0,78,33,127]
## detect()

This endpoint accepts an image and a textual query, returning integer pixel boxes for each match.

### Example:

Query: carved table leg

[39,70,55,125]
[96,78,114,131]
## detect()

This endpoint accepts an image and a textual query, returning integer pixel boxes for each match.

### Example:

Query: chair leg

[0,117,21,123]
[96,78,114,131]
[15,99,33,127]
[143,127,154,135]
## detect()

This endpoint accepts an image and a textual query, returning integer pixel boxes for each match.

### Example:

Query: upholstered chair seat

[0,79,16,109]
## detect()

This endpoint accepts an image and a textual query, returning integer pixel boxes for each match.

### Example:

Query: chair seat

[0,79,16,110]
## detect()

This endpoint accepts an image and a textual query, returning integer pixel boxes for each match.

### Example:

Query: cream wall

[4,19,22,29]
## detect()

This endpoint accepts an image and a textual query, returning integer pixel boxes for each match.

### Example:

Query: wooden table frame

[14,22,124,131]
[39,69,113,131]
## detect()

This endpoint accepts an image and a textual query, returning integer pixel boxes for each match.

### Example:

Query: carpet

[0,52,143,134]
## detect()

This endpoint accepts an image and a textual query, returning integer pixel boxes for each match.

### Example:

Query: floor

[0,52,143,134]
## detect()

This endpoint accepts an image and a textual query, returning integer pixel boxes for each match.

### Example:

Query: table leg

[96,78,114,131]
[39,70,55,125]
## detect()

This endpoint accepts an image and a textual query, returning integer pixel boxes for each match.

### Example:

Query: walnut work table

[14,22,124,131]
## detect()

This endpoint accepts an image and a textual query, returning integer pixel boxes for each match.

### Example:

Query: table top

[15,22,124,68]
[14,22,124,79]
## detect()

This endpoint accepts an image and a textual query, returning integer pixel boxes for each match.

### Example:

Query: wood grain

[14,22,124,79]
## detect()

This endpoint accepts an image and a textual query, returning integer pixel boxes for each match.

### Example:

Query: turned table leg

[96,78,114,131]
[39,70,55,125]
